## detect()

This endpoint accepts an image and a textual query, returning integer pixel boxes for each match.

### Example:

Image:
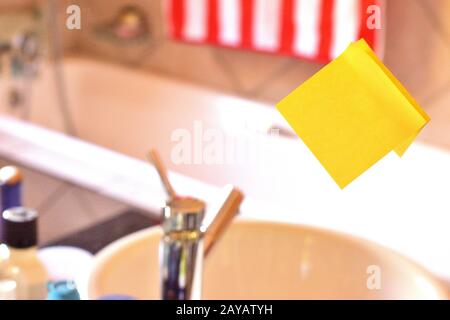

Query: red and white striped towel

[164,0,384,63]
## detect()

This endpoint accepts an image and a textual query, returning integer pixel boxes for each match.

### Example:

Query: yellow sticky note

[276,39,429,189]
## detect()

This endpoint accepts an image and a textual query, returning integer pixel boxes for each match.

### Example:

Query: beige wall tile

[419,86,450,150]
[0,6,42,41]
[383,0,450,106]
[141,41,236,92]
[48,0,84,52]
[38,184,132,244]
[73,187,128,221]
[253,59,323,104]
[420,0,450,44]
[212,48,296,96]
[38,186,98,243]
[0,0,37,11]
[21,168,66,211]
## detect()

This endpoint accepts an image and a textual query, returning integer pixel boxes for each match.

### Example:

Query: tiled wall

[60,0,322,103]
[2,0,449,106]
[0,158,128,244]
[52,0,450,106]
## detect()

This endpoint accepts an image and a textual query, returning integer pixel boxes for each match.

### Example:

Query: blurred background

[0,0,449,294]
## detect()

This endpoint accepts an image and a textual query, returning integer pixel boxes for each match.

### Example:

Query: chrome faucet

[147,150,244,300]
[160,196,206,300]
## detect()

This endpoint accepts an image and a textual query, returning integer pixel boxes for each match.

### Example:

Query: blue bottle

[0,166,22,210]
[0,166,23,241]
[47,280,81,300]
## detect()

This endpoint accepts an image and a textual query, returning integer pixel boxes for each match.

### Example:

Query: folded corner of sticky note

[276,39,430,189]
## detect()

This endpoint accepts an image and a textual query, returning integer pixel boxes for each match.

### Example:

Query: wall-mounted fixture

[1,31,40,110]
[0,31,39,61]
[95,5,150,44]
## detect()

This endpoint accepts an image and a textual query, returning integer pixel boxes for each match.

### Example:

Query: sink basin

[88,219,448,299]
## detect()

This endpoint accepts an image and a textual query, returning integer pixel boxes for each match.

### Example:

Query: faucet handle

[147,150,177,201]
[202,185,244,255]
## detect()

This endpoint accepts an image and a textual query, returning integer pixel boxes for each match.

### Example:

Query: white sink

[88,219,448,299]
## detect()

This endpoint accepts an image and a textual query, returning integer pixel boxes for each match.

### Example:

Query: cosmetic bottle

[1,207,47,299]
[0,166,22,210]
[0,243,19,300]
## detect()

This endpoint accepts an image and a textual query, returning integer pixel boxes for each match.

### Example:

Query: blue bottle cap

[47,280,80,300]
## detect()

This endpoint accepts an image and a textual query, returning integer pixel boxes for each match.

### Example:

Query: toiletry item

[0,166,23,211]
[0,279,17,300]
[0,243,19,300]
[47,280,80,300]
[1,207,47,299]
[38,246,93,300]
[0,166,23,240]
[0,244,9,272]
